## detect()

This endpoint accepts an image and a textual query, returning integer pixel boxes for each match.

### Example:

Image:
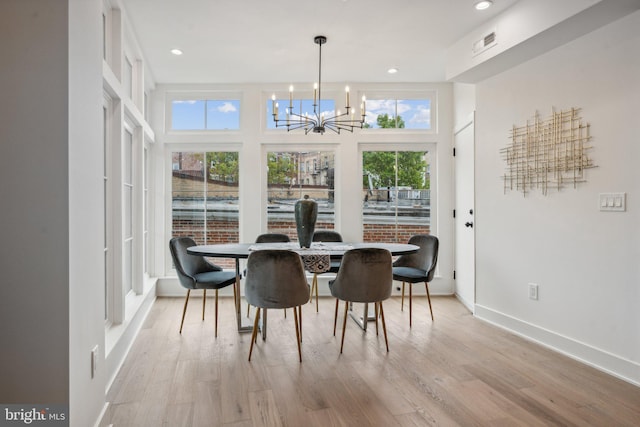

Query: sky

[171,97,431,130]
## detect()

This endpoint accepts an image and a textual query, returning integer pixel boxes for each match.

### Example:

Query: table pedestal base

[348,302,376,331]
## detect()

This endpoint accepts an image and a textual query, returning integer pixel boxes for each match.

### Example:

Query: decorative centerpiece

[294,195,318,248]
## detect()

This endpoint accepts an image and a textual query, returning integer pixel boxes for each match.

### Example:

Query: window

[171,151,239,268]
[102,98,111,320]
[123,129,134,295]
[102,12,107,61]
[362,150,431,242]
[265,98,336,129]
[171,99,240,130]
[266,151,335,239]
[124,57,133,100]
[143,146,149,275]
[144,91,149,122]
[364,98,431,130]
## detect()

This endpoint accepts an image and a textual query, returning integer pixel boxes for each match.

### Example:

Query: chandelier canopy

[271,35,366,135]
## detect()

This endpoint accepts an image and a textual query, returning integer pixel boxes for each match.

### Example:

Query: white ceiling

[121,0,519,84]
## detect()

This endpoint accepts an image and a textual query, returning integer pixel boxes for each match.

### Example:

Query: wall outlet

[528,283,539,300]
[91,345,99,378]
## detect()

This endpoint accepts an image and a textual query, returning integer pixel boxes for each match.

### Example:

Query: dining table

[187,241,419,336]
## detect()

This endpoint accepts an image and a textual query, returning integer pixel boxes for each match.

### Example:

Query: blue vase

[295,195,317,248]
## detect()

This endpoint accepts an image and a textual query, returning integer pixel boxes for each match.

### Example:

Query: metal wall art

[501,107,596,196]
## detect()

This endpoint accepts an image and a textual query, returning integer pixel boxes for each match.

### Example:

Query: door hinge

[453,147,456,157]
[453,209,456,218]
[453,270,456,280]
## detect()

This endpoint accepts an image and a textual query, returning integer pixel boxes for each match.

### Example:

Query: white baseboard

[474,304,640,387]
[454,292,474,314]
[93,402,110,427]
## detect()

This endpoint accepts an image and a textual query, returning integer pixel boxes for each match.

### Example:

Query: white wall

[69,0,108,425]
[0,0,70,404]
[474,11,640,385]
[0,1,113,425]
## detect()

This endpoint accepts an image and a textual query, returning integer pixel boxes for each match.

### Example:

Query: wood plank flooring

[101,296,640,426]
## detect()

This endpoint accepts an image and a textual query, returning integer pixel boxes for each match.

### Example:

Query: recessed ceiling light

[170,48,183,56]
[474,1,493,10]
[387,67,398,74]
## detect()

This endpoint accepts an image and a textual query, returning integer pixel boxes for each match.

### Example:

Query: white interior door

[454,114,476,312]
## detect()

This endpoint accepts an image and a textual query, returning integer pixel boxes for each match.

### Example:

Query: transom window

[171,99,241,130]
[364,98,431,129]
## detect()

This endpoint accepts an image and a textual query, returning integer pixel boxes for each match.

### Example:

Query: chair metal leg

[409,282,413,328]
[313,274,319,312]
[380,301,389,352]
[248,307,261,361]
[425,282,434,321]
[180,289,191,334]
[214,289,219,338]
[374,302,379,336]
[293,306,302,362]
[262,309,268,341]
[299,303,303,342]
[340,301,348,354]
[202,289,207,320]
[401,282,405,311]
[333,298,339,336]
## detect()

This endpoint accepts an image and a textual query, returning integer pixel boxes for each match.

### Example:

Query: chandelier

[271,35,366,134]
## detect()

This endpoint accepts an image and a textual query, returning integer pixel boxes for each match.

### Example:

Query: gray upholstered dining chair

[246,233,291,318]
[309,230,343,312]
[392,234,439,327]
[169,236,237,337]
[245,250,310,362]
[255,233,291,243]
[329,248,393,353]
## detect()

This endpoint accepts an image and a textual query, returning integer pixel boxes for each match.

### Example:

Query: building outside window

[266,151,336,240]
[362,150,431,243]
[171,151,239,268]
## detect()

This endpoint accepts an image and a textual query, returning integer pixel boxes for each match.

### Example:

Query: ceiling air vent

[472,30,497,56]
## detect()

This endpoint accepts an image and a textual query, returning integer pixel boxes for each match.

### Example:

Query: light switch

[599,193,626,212]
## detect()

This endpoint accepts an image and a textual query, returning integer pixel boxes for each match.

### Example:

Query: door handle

[465,222,473,228]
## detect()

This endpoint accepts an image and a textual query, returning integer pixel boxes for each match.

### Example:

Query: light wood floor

[102,296,640,426]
